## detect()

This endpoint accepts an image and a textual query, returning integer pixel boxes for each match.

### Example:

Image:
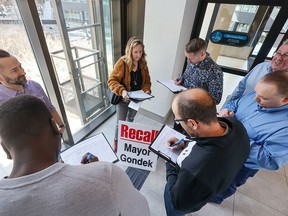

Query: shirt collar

[0,83,28,97]
[257,103,288,113]
[267,63,273,72]
[0,83,18,97]
[188,52,210,67]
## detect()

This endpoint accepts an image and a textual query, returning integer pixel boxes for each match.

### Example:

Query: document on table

[149,125,186,166]
[128,90,154,102]
[157,79,187,93]
[60,133,118,165]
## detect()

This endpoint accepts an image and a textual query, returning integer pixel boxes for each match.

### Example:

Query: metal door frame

[16,0,116,145]
[189,0,288,76]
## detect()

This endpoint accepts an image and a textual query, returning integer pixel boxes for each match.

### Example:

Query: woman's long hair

[124,36,147,70]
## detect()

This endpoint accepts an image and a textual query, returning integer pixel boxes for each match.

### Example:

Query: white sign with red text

[117,121,160,171]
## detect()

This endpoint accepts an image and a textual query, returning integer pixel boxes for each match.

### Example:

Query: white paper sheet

[128,90,154,100]
[157,79,187,93]
[150,125,186,164]
[128,100,142,110]
[60,133,118,165]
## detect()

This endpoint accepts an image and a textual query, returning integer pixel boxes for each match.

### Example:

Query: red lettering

[143,131,151,142]
[136,130,143,141]
[121,124,129,138]
[130,128,136,139]
[120,123,159,142]
[151,130,159,142]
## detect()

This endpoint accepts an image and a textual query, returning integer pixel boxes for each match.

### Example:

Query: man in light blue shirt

[211,71,288,204]
[221,39,288,114]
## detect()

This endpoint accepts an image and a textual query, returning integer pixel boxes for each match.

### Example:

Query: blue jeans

[164,184,187,216]
[210,165,258,204]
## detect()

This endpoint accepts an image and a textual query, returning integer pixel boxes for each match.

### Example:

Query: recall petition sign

[117,121,160,171]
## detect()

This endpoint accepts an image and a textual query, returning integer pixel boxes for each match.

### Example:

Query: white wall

[142,0,199,120]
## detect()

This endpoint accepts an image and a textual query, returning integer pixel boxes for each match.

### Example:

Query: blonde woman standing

[108,37,151,152]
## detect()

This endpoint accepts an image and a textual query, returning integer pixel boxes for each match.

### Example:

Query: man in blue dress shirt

[221,39,288,112]
[211,71,288,204]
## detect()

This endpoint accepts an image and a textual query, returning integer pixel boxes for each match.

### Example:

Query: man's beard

[5,75,27,85]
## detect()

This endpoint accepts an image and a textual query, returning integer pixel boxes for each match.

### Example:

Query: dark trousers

[210,165,259,204]
[164,184,187,216]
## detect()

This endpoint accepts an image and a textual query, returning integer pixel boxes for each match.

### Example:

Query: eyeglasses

[174,117,195,125]
[173,118,189,124]
[273,51,288,59]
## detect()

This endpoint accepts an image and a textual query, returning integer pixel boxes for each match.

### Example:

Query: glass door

[13,0,115,144]
[50,0,110,127]
[192,0,288,75]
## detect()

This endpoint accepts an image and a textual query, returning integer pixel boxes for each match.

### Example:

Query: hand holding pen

[81,152,99,164]
[174,73,183,85]
[167,137,185,150]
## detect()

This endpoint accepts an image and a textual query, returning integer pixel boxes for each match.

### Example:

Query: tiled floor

[1,73,288,216]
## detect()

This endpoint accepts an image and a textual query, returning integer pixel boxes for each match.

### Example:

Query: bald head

[172,88,217,124]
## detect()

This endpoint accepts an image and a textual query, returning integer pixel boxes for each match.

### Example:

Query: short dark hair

[0,49,11,73]
[185,38,207,53]
[261,71,288,97]
[0,95,52,145]
[0,49,11,58]
[177,88,217,124]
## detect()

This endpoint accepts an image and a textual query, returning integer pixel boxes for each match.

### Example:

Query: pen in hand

[84,153,93,164]
[81,152,99,164]
[175,73,182,85]
[171,138,185,147]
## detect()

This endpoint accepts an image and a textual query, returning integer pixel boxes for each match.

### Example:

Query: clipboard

[128,90,154,102]
[60,133,119,165]
[157,79,187,94]
[149,125,185,166]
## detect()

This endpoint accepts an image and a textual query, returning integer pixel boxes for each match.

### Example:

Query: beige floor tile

[217,73,243,110]
[0,168,7,179]
[0,163,13,176]
[140,186,166,216]
[274,167,286,176]
[238,170,288,215]
[234,192,286,216]
[284,164,288,177]
[141,157,166,196]
[0,149,13,175]
[0,147,13,168]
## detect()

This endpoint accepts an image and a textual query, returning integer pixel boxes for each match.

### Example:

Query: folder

[60,133,118,165]
[128,90,154,102]
[157,79,187,93]
[149,125,186,166]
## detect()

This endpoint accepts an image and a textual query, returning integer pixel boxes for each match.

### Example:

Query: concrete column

[141,0,199,122]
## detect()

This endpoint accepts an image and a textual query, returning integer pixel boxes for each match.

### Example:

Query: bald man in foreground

[164,88,250,216]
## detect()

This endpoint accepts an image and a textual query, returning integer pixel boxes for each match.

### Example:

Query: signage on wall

[210,30,250,47]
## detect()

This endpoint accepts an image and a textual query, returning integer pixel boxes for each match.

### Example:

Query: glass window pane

[201,3,282,72]
[0,0,45,92]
